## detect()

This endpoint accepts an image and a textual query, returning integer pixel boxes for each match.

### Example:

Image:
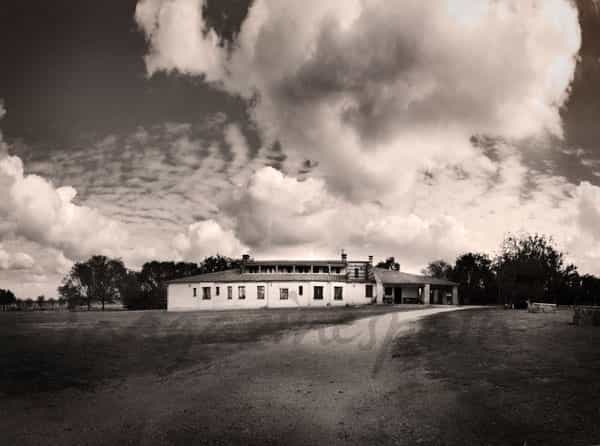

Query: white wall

[168,281,376,311]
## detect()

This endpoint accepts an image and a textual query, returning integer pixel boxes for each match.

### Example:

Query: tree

[199,255,241,273]
[495,234,574,306]
[376,257,400,271]
[119,270,145,310]
[422,260,453,279]
[136,261,201,309]
[580,274,600,306]
[58,255,128,311]
[36,295,46,309]
[0,289,16,311]
[452,253,496,305]
[132,256,239,309]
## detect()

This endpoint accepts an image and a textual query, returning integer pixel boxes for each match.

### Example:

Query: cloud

[136,0,581,200]
[0,154,128,260]
[574,181,600,241]
[135,0,226,80]
[131,0,600,275]
[0,246,35,270]
[173,219,248,260]
[0,103,129,262]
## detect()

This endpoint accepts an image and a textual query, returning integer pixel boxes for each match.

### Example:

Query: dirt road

[2,307,468,445]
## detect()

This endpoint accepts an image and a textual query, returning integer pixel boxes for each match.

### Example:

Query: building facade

[167,254,458,311]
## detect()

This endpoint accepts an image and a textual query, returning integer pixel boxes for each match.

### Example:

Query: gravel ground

[1,306,598,445]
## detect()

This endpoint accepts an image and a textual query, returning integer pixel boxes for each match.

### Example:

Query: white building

[167,254,459,311]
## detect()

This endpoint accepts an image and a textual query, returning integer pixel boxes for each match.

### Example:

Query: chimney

[241,254,250,273]
[368,255,373,265]
[341,250,347,263]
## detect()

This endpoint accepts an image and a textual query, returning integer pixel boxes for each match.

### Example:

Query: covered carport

[373,267,459,305]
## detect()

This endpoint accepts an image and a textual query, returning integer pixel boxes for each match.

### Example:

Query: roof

[246,260,352,266]
[373,268,457,286]
[167,269,353,284]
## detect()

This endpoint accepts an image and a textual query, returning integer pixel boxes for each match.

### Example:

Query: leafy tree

[495,234,574,305]
[579,274,600,306]
[0,288,17,311]
[119,270,145,310]
[136,261,201,309]
[452,253,496,305]
[58,255,128,310]
[132,256,240,309]
[422,260,453,279]
[199,255,241,273]
[376,257,400,271]
[36,295,45,309]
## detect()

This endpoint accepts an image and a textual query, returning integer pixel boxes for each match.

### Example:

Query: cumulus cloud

[0,154,128,259]
[0,103,129,262]
[173,219,248,260]
[136,0,581,199]
[0,246,35,270]
[133,0,599,273]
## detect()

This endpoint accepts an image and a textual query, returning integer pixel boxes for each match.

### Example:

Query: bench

[527,302,557,313]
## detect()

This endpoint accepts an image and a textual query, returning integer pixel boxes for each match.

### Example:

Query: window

[202,287,211,300]
[215,286,220,296]
[298,285,303,296]
[354,268,359,278]
[238,286,246,300]
[257,285,265,300]
[385,287,393,296]
[366,285,373,298]
[227,286,232,300]
[334,286,343,300]
[193,287,197,297]
[280,288,289,300]
[261,265,276,273]
[313,286,323,300]
[313,265,329,273]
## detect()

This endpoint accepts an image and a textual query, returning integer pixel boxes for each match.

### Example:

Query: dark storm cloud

[0,0,253,151]
[563,1,600,151]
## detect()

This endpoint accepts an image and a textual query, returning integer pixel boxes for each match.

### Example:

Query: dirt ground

[1,306,599,445]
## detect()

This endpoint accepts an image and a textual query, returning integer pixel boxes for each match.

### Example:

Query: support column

[423,284,431,305]
[452,285,459,305]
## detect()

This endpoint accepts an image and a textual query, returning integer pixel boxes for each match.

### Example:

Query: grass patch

[0,305,422,395]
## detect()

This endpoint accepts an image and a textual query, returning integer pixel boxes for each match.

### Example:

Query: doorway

[394,287,402,304]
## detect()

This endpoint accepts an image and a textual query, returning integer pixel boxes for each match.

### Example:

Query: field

[0,305,425,395]
[1,306,599,445]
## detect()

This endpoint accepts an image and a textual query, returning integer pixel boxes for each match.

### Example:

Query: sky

[1,0,600,298]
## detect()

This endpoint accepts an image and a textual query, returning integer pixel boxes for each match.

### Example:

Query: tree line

[422,234,600,306]
[57,255,241,310]
[2,232,599,311]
